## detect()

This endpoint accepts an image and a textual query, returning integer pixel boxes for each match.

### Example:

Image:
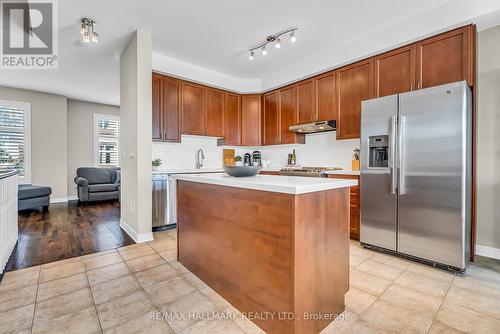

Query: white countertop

[172,173,358,194]
[152,168,225,175]
[323,170,360,176]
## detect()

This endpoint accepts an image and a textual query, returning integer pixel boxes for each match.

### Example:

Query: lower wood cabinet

[223,93,241,145]
[241,95,261,146]
[327,174,360,240]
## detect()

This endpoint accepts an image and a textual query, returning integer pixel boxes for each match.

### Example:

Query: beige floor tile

[428,320,465,334]
[104,312,173,334]
[96,289,156,330]
[435,302,500,334]
[149,236,177,253]
[159,248,177,262]
[32,306,101,334]
[320,308,359,334]
[40,256,82,269]
[134,263,180,289]
[361,299,435,333]
[380,284,442,314]
[355,259,404,281]
[83,248,117,260]
[346,319,387,334]
[118,244,156,261]
[126,253,166,273]
[159,290,219,332]
[39,260,85,283]
[169,261,190,273]
[154,231,175,240]
[87,262,131,286]
[180,319,244,334]
[452,274,500,299]
[371,253,411,270]
[345,287,377,316]
[349,244,376,258]
[145,276,196,306]
[349,269,391,296]
[37,273,89,301]
[231,313,265,334]
[0,303,34,334]
[182,272,208,290]
[463,262,500,283]
[394,270,451,298]
[0,266,40,292]
[33,288,93,328]
[202,289,231,310]
[444,285,500,320]
[0,284,37,313]
[406,263,455,282]
[91,274,142,305]
[84,252,124,271]
[349,253,368,268]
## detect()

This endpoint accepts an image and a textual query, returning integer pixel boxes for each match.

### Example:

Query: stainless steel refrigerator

[360,81,472,271]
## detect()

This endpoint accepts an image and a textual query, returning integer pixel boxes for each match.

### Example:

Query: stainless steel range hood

[289,120,336,134]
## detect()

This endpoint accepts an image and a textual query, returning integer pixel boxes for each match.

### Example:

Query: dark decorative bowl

[223,165,262,177]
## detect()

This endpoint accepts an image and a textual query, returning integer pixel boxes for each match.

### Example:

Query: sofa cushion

[18,185,52,200]
[88,184,117,193]
[77,167,112,185]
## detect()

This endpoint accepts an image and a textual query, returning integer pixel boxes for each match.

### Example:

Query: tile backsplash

[152,132,360,170]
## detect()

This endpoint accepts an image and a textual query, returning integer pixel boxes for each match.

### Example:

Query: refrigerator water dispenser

[368,135,389,168]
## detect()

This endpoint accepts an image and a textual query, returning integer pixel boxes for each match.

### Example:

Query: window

[0,100,31,183]
[94,114,120,167]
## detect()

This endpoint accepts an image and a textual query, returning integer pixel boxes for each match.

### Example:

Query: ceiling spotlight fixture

[248,27,297,60]
[80,18,99,44]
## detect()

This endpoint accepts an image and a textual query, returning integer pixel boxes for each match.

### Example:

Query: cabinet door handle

[417,81,422,89]
[410,84,413,91]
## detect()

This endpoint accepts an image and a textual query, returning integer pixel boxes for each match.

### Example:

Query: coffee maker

[252,151,262,166]
[244,153,252,166]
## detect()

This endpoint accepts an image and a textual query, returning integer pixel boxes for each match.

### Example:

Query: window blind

[0,105,26,175]
[96,116,119,167]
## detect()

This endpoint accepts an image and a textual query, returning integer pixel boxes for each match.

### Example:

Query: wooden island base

[177,180,350,334]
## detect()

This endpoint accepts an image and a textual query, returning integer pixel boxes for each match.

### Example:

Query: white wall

[0,86,68,200]
[153,132,359,171]
[476,24,500,252]
[67,100,120,198]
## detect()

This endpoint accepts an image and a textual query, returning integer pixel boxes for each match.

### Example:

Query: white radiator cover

[0,174,18,275]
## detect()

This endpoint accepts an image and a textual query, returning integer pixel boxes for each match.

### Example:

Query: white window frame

[93,113,120,168]
[0,99,31,184]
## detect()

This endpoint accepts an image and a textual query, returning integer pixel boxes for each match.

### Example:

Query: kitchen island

[174,173,357,334]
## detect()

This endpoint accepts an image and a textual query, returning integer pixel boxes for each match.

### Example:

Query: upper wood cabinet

[223,93,241,146]
[205,88,225,137]
[262,92,279,145]
[315,71,337,121]
[374,45,416,97]
[152,74,163,141]
[278,86,303,144]
[416,25,474,89]
[241,95,261,146]
[181,82,205,135]
[162,77,181,142]
[336,59,374,140]
[297,79,316,124]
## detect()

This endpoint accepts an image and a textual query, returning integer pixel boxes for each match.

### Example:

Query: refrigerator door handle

[390,115,397,195]
[398,115,406,195]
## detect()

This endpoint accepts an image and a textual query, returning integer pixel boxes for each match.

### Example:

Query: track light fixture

[248,27,297,60]
[80,18,99,44]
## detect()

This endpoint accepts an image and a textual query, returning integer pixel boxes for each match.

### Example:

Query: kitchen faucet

[196,149,205,169]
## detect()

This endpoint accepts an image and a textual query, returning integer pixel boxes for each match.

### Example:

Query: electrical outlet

[129,202,135,213]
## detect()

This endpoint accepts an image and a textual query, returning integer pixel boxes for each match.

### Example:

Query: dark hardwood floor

[6,201,134,271]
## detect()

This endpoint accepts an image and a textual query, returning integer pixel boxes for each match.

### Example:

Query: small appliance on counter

[252,151,262,166]
[244,153,252,166]
[352,148,360,171]
[278,166,342,177]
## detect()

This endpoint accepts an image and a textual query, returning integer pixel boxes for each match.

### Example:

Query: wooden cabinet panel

[181,82,205,135]
[205,88,225,137]
[224,93,241,145]
[336,60,373,140]
[241,95,261,146]
[316,72,337,121]
[328,174,360,240]
[162,77,181,142]
[278,86,299,144]
[263,92,279,145]
[416,26,474,89]
[297,79,316,124]
[152,73,162,141]
[375,45,416,97]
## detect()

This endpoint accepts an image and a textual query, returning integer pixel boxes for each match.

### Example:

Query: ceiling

[1,0,500,105]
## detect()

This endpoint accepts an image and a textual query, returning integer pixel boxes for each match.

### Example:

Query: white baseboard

[67,196,79,201]
[119,219,154,243]
[476,244,500,260]
[50,197,68,204]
